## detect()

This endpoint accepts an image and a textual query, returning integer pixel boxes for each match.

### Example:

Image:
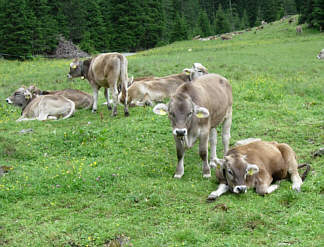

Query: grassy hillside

[0,20,323,247]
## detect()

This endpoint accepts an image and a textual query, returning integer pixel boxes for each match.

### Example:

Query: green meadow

[0,20,323,247]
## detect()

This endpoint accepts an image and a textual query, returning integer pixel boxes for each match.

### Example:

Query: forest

[0,0,323,58]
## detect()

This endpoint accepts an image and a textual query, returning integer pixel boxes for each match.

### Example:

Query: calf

[317,49,324,59]
[207,140,309,200]
[119,63,208,106]
[6,87,75,121]
[27,85,93,109]
[153,74,232,178]
[68,53,130,116]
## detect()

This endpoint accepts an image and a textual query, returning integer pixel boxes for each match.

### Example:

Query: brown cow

[67,53,130,116]
[207,139,310,200]
[153,74,232,178]
[296,25,303,34]
[119,63,208,106]
[6,87,75,121]
[27,85,93,109]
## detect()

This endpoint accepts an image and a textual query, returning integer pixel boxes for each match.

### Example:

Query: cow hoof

[174,174,183,179]
[112,112,117,117]
[107,106,112,111]
[124,111,129,117]
[209,161,217,168]
[206,195,218,202]
[203,173,211,178]
[92,109,97,113]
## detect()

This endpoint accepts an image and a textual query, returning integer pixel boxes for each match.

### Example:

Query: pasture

[0,20,323,246]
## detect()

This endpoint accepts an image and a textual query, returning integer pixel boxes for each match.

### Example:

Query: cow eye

[227,169,233,176]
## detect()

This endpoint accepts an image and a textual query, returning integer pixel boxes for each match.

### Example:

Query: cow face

[67,58,83,79]
[190,63,208,80]
[153,95,209,139]
[217,154,259,194]
[317,49,324,59]
[6,87,33,108]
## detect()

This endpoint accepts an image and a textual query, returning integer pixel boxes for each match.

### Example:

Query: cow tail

[297,163,311,181]
[63,99,75,120]
[120,55,128,103]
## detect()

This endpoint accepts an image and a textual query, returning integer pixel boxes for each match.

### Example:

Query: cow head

[317,49,324,59]
[216,154,259,194]
[153,94,209,140]
[183,63,208,81]
[67,58,91,79]
[6,87,33,108]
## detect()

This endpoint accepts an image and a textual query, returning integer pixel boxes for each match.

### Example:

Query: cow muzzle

[67,74,72,79]
[173,128,187,138]
[6,98,12,104]
[233,185,247,194]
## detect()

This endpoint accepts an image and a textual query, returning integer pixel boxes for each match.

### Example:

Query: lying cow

[153,74,232,178]
[119,63,208,106]
[207,139,310,200]
[317,49,324,59]
[27,85,93,109]
[6,87,75,121]
[68,53,130,116]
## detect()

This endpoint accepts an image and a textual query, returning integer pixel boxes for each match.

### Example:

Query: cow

[317,49,324,59]
[118,63,208,106]
[296,25,303,34]
[67,53,130,116]
[6,87,75,121]
[207,139,310,200]
[27,85,93,109]
[153,74,232,178]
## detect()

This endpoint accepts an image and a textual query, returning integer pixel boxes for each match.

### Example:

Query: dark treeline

[0,0,322,58]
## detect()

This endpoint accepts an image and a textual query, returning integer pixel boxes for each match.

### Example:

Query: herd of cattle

[6,50,317,199]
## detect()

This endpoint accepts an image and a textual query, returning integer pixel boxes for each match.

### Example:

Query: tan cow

[119,63,208,106]
[296,25,303,34]
[6,87,75,121]
[153,74,232,178]
[27,85,93,109]
[317,49,324,59]
[68,53,130,116]
[207,139,310,200]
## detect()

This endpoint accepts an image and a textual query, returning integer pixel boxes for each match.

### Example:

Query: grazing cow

[153,74,232,178]
[27,85,93,109]
[317,49,324,59]
[6,87,75,121]
[67,53,130,116]
[119,63,208,106]
[296,25,303,34]
[207,140,310,200]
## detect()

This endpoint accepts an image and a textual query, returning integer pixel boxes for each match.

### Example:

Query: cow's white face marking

[233,185,247,194]
[6,97,12,104]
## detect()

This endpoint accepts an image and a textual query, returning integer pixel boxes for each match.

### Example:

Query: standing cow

[153,74,232,178]
[67,53,130,116]
[207,139,310,200]
[296,25,303,34]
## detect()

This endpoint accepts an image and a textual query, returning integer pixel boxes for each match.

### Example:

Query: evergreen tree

[0,0,34,59]
[261,0,278,22]
[214,4,230,34]
[241,9,250,29]
[313,0,324,30]
[170,13,188,42]
[283,0,297,15]
[198,10,212,36]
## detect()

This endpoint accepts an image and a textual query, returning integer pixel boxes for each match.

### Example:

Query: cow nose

[174,128,187,137]
[67,74,72,79]
[234,185,247,194]
[6,98,12,104]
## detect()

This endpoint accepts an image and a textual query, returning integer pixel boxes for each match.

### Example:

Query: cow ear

[183,68,192,75]
[153,103,168,116]
[194,105,209,118]
[246,164,259,176]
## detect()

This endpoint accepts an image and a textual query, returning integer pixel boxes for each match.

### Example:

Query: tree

[214,4,230,34]
[198,10,212,36]
[0,0,34,59]
[170,13,188,42]
[313,0,324,30]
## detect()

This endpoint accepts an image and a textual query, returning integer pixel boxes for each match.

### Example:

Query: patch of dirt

[104,235,131,247]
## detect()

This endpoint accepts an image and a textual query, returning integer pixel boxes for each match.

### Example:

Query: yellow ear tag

[196,112,204,118]
[159,109,167,115]
[185,71,190,75]
[72,65,77,69]
[248,169,254,175]
[216,163,221,169]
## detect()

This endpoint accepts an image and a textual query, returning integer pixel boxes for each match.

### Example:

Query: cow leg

[174,138,185,179]
[104,88,112,110]
[222,108,232,155]
[209,128,218,168]
[91,84,100,113]
[122,83,129,117]
[207,184,229,200]
[199,132,211,178]
[255,175,278,195]
[110,84,118,117]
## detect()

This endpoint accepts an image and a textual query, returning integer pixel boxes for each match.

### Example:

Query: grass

[0,19,323,246]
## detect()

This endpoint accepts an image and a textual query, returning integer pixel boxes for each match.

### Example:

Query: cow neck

[21,97,35,115]
[80,62,87,79]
